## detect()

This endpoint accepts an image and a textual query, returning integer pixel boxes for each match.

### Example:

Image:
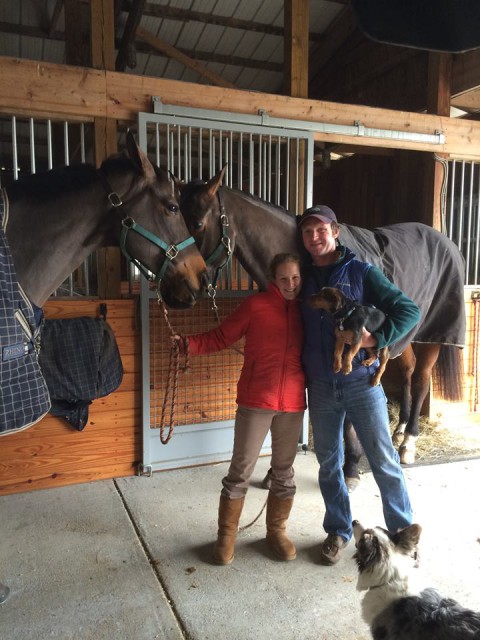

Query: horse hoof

[345,477,361,493]
[392,431,404,448]
[399,446,415,465]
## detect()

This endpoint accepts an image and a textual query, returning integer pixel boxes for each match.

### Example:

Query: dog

[308,287,389,386]
[353,520,480,639]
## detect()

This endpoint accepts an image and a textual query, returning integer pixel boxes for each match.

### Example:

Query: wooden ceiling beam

[135,25,237,89]
[130,2,324,41]
[0,20,281,73]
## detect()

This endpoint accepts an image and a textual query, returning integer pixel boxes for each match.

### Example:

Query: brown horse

[5,132,208,309]
[176,168,465,470]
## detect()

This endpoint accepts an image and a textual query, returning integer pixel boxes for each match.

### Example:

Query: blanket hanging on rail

[0,189,51,435]
[38,316,124,431]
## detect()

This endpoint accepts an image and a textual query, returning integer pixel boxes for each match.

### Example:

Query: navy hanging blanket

[0,189,51,435]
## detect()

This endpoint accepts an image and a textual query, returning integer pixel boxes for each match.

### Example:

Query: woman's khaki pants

[221,405,304,500]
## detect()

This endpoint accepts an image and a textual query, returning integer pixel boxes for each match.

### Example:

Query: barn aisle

[1,453,479,640]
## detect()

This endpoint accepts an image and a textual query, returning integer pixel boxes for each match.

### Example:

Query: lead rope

[157,291,190,444]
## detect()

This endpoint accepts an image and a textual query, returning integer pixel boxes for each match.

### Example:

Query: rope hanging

[157,292,189,444]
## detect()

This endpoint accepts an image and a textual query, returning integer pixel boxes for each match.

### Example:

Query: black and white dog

[352,520,480,640]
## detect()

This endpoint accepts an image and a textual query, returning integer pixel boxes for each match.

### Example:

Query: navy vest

[301,247,375,381]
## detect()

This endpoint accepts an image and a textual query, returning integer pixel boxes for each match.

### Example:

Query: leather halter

[97,169,196,285]
[205,188,233,288]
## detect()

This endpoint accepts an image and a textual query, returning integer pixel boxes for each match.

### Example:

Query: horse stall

[1,53,480,499]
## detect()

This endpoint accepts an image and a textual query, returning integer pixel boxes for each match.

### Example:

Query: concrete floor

[1,453,479,640]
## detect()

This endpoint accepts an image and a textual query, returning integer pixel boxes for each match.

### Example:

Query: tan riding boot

[212,495,245,565]
[265,493,296,561]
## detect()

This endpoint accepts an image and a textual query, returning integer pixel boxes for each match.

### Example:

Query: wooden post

[284,0,309,214]
[423,52,452,231]
[91,0,121,298]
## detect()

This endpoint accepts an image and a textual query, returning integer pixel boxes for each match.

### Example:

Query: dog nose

[352,520,359,527]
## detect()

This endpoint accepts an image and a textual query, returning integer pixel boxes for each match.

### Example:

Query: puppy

[353,520,480,640]
[308,287,389,386]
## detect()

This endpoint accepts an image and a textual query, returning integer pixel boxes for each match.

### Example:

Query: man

[299,205,421,566]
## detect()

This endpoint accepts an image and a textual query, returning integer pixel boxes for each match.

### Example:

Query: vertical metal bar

[295,138,300,213]
[305,133,314,209]
[219,130,223,174]
[458,161,465,251]
[448,159,455,239]
[64,121,70,165]
[155,123,161,167]
[267,135,272,202]
[198,127,203,179]
[175,125,180,180]
[11,116,18,181]
[466,162,474,286]
[249,133,254,193]
[474,163,480,285]
[80,122,86,163]
[229,131,233,187]
[47,120,53,170]
[238,132,243,190]
[29,117,36,174]
[285,137,290,208]
[275,136,281,205]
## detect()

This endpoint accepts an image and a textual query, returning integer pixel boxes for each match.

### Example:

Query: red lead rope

[158,296,189,444]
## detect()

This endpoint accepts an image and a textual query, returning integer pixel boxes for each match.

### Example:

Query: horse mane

[227,187,293,218]
[7,162,99,201]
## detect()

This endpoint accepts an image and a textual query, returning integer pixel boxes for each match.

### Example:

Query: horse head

[102,133,208,308]
[174,166,235,287]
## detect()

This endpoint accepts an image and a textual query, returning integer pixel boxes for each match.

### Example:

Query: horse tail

[432,345,464,401]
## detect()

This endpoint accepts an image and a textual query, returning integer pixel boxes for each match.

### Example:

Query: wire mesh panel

[138,106,313,472]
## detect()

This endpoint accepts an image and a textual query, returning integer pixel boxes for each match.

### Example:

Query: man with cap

[298,205,421,565]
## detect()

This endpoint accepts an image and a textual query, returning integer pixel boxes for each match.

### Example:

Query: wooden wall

[0,299,141,497]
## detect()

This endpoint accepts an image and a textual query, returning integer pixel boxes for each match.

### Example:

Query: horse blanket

[39,317,124,431]
[340,222,466,358]
[0,189,51,435]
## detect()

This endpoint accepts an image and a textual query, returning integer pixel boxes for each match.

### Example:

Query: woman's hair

[269,253,301,280]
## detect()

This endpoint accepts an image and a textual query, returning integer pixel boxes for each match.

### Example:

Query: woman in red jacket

[173,253,305,565]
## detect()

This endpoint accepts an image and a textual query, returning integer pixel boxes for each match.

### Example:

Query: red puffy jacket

[188,283,306,412]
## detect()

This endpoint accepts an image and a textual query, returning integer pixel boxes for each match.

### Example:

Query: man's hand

[360,328,377,348]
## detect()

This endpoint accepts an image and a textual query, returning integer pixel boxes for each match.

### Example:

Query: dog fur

[353,520,480,639]
[308,287,389,386]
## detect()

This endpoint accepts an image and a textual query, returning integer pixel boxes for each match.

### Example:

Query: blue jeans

[307,376,413,541]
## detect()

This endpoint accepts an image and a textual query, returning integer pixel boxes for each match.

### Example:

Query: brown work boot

[212,495,245,565]
[319,533,348,565]
[265,493,296,561]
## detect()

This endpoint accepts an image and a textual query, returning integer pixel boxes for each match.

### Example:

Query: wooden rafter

[135,25,237,89]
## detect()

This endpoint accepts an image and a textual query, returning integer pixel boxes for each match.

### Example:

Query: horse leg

[391,346,416,447]
[398,343,441,465]
[343,418,364,492]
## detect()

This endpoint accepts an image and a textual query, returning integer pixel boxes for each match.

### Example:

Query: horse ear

[169,171,185,192]
[205,165,227,198]
[125,131,156,180]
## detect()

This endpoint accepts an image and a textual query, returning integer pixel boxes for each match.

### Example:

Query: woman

[173,253,305,565]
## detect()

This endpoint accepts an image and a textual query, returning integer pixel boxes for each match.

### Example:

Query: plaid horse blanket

[39,317,124,431]
[0,189,51,435]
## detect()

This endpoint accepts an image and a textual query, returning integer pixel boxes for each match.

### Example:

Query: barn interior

[1,2,480,637]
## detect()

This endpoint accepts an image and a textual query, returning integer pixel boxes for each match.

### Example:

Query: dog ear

[393,523,422,553]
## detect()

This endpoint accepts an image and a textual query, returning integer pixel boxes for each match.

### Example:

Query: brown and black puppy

[308,287,389,386]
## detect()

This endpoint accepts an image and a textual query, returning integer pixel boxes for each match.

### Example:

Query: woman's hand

[360,328,377,348]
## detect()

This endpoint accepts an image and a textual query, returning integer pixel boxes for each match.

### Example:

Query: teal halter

[120,216,195,284]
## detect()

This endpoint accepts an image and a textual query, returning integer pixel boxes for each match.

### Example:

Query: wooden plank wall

[0,299,141,496]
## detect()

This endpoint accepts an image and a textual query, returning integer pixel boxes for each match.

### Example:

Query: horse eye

[167,203,178,214]
[194,221,203,230]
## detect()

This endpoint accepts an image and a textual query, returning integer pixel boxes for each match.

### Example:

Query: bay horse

[176,168,465,473]
[4,131,207,310]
